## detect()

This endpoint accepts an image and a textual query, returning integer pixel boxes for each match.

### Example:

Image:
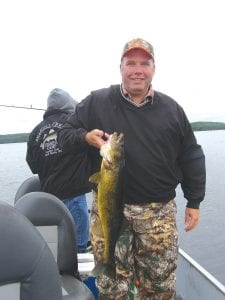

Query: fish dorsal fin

[89,172,101,184]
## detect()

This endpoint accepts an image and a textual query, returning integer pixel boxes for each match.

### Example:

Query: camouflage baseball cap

[122,38,154,60]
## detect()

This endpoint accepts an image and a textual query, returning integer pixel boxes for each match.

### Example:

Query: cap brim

[122,47,154,59]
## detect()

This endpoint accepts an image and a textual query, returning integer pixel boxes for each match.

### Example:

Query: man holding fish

[58,38,206,299]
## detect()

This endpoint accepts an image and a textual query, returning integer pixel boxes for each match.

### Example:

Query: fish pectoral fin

[89,172,100,184]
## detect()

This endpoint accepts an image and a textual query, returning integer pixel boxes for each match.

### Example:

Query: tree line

[1,122,225,144]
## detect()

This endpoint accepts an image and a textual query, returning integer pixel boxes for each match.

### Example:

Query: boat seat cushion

[0,200,63,300]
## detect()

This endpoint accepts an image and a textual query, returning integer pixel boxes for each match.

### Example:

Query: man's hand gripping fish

[89,132,124,278]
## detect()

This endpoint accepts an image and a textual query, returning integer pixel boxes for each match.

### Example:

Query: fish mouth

[110,132,124,144]
[100,132,124,163]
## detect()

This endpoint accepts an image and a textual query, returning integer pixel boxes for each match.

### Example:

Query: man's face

[120,49,155,98]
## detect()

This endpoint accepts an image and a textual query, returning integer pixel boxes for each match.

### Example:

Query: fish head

[100,132,124,165]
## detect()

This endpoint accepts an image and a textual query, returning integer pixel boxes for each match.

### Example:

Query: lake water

[0,130,225,285]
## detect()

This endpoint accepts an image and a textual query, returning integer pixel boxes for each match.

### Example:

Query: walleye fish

[89,132,124,278]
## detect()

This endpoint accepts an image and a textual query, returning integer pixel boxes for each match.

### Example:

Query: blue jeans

[63,194,90,253]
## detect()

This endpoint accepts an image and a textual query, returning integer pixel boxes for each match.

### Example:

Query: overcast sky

[0,0,225,134]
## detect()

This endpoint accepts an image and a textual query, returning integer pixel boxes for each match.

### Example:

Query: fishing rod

[0,104,45,111]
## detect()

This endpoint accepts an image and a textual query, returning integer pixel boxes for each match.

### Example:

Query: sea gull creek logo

[40,129,62,156]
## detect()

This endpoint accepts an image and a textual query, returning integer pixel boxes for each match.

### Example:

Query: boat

[1,176,225,299]
[175,248,225,299]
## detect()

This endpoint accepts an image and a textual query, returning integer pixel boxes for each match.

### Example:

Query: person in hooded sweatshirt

[26,88,91,253]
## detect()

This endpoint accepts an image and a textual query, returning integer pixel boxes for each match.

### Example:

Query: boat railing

[176,248,225,300]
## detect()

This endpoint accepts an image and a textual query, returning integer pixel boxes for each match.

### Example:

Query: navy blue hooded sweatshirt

[26,88,92,199]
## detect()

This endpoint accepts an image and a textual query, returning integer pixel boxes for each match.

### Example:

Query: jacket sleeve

[26,136,40,174]
[178,112,206,209]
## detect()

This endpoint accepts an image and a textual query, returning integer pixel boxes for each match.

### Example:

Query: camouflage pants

[91,191,178,300]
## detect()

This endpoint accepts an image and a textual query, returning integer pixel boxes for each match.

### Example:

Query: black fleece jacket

[26,109,92,199]
[58,85,206,208]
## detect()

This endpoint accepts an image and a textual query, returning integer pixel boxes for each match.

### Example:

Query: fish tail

[91,262,116,279]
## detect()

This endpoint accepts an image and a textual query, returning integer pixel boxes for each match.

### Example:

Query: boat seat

[14,176,95,275]
[0,200,63,300]
[14,191,95,300]
[15,175,40,203]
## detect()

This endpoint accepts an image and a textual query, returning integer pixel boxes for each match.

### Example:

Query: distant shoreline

[191,121,225,131]
[0,133,29,144]
[1,121,225,144]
